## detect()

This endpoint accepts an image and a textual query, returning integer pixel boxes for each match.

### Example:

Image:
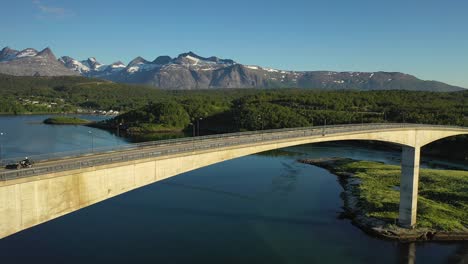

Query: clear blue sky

[1,0,467,87]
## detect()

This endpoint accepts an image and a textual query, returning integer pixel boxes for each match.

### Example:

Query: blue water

[0,115,466,263]
[0,114,130,161]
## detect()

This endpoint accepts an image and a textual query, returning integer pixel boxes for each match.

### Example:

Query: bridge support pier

[398,145,421,228]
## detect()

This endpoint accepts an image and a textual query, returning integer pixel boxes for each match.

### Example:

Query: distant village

[78,109,120,115]
[18,97,119,116]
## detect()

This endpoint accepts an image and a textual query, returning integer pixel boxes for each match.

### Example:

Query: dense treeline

[230,90,467,128]
[100,89,467,131]
[115,101,190,133]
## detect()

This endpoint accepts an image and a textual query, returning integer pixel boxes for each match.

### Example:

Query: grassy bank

[43,116,91,125]
[299,158,468,240]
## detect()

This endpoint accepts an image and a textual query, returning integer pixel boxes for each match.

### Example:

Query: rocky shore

[298,157,468,242]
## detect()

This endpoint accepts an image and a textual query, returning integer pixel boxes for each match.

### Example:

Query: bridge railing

[1,123,465,181]
[0,122,406,166]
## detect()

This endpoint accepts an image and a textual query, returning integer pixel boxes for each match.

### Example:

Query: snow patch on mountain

[264,68,279,73]
[185,55,200,64]
[111,62,125,68]
[16,49,38,58]
[127,66,139,73]
[70,60,90,73]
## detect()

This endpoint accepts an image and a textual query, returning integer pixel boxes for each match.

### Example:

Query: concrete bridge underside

[0,125,467,239]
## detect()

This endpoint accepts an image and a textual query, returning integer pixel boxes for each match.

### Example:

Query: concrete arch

[1,124,467,239]
[167,128,468,181]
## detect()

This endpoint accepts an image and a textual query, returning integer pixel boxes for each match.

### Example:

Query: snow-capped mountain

[0,46,464,91]
[0,47,20,61]
[57,56,127,76]
[0,47,78,76]
[58,56,91,73]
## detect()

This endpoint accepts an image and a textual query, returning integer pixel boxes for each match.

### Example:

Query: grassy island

[43,116,91,125]
[299,158,468,241]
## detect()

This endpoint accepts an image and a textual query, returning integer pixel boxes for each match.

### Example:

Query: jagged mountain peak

[37,47,56,60]
[128,56,150,67]
[85,57,103,70]
[177,51,214,62]
[178,51,201,59]
[176,51,235,65]
[0,47,18,54]
[0,46,17,53]
[0,47,19,61]
[58,56,90,73]
[0,46,79,76]
[87,57,100,64]
[59,55,74,62]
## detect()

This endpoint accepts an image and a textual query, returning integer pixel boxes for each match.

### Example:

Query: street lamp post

[197,118,202,136]
[189,122,195,137]
[0,132,5,163]
[322,119,326,136]
[257,115,265,140]
[88,131,94,152]
[117,122,122,137]
[257,115,264,131]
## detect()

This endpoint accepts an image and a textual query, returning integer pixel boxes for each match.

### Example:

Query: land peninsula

[299,158,468,241]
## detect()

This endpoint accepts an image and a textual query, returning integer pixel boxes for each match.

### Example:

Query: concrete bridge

[0,123,467,239]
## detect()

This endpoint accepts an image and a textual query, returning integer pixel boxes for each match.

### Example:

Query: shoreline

[298,157,468,242]
[43,116,92,125]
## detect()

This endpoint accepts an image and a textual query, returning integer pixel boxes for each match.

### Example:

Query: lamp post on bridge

[322,118,326,136]
[88,131,94,153]
[117,122,122,137]
[189,122,195,137]
[257,115,264,131]
[257,115,265,140]
[0,132,5,164]
[197,117,203,136]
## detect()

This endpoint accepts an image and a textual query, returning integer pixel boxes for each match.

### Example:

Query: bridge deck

[1,123,467,182]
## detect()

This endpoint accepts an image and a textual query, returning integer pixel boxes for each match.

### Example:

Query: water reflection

[271,161,299,195]
[398,243,416,264]
[160,182,255,201]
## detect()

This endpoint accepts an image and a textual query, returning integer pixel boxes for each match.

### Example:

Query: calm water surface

[0,115,466,263]
[0,114,129,160]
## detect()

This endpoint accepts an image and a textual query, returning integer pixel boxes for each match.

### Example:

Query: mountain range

[0,46,464,91]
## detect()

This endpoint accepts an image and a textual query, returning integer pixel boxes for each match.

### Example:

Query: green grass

[335,160,468,231]
[43,116,91,125]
